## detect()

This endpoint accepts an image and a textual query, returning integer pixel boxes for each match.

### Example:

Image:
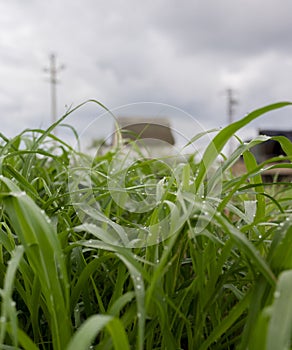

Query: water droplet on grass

[11,191,26,198]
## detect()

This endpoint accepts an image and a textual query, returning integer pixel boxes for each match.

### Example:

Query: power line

[44,53,65,126]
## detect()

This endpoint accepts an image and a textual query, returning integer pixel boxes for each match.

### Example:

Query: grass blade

[195,102,292,189]
[66,315,130,350]
[0,176,72,349]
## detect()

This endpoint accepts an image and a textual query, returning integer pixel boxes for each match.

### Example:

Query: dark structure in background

[250,129,292,163]
[234,129,292,181]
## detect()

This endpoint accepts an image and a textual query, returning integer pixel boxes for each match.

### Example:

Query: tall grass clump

[0,101,292,349]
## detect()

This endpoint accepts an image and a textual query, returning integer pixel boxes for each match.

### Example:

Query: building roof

[113,117,175,145]
[259,129,292,140]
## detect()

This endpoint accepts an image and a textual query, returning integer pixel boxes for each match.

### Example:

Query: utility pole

[227,88,237,125]
[226,88,238,155]
[44,53,65,126]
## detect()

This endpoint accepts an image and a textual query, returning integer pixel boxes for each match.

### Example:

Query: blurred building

[108,117,177,159]
[233,129,292,180]
[112,117,175,146]
[249,129,292,163]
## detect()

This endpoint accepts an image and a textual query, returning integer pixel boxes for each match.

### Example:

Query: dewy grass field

[0,101,292,349]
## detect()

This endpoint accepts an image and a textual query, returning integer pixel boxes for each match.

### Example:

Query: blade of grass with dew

[0,222,45,344]
[5,325,39,350]
[270,135,292,156]
[70,239,149,350]
[66,315,130,350]
[207,135,271,192]
[22,99,118,178]
[266,269,292,350]
[70,254,110,313]
[213,212,276,286]
[217,155,290,214]
[183,128,219,148]
[199,290,252,350]
[0,176,72,349]
[107,292,135,316]
[242,150,265,233]
[0,245,24,348]
[248,270,292,350]
[195,102,292,190]
[112,253,145,350]
[270,225,292,271]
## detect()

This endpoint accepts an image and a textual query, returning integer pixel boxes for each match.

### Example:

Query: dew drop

[11,191,26,198]
[0,316,7,323]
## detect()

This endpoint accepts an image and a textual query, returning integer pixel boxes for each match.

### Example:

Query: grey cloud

[0,0,292,142]
[150,0,292,57]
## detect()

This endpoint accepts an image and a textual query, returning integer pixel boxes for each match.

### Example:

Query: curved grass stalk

[0,177,72,350]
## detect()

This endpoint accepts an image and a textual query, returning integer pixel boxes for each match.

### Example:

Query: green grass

[0,101,292,349]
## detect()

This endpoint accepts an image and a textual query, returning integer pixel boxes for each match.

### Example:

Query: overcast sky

[1,0,292,149]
